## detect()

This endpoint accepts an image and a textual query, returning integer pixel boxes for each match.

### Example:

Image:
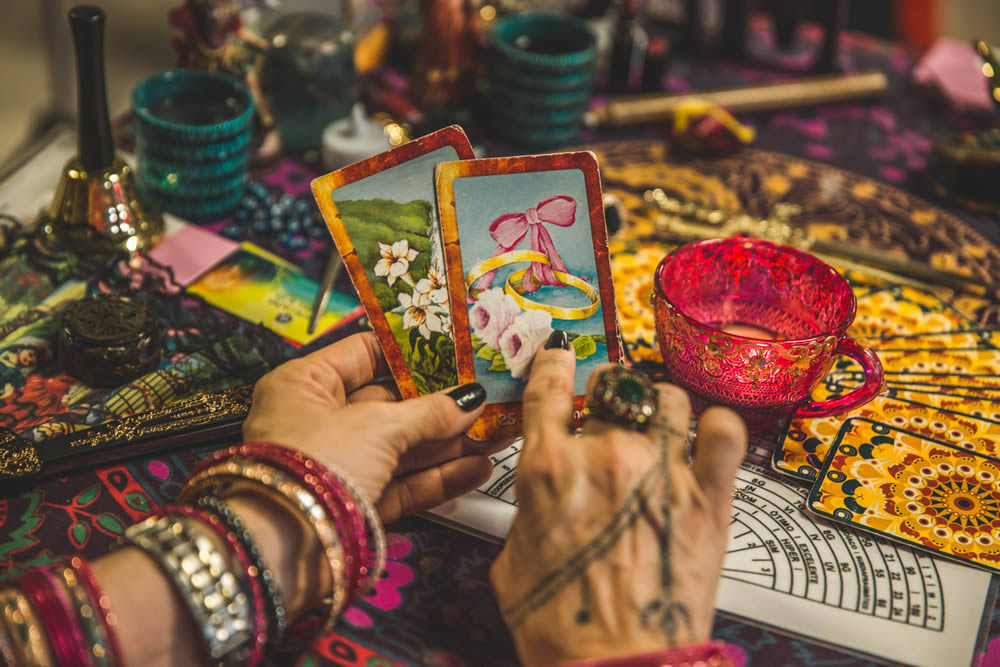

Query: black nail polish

[448,383,487,411]
[545,330,570,350]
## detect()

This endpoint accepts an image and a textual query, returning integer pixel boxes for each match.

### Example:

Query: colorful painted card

[807,417,1000,573]
[772,378,1000,480]
[436,152,623,439]
[311,126,475,398]
[188,243,362,345]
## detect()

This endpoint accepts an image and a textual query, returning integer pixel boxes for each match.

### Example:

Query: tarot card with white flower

[311,126,475,398]
[435,152,623,440]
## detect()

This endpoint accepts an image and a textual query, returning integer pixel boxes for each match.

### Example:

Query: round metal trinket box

[58,295,161,387]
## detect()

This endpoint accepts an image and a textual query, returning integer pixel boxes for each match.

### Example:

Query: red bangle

[551,641,739,667]
[238,443,370,599]
[188,443,368,600]
[148,505,269,667]
[67,556,125,667]
[17,568,88,667]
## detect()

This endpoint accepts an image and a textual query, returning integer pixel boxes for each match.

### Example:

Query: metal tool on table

[38,6,163,255]
[642,188,999,295]
[307,251,346,335]
[0,385,253,496]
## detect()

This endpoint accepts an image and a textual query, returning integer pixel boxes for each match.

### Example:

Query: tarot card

[849,284,979,339]
[807,417,1000,573]
[312,126,475,398]
[833,370,1000,392]
[874,330,1000,350]
[772,378,1000,480]
[873,330,1000,350]
[188,243,362,346]
[436,152,623,439]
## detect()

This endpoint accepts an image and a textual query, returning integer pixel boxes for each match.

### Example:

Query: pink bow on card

[471,195,577,295]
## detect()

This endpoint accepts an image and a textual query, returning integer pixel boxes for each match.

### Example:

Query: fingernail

[545,330,570,350]
[447,382,487,411]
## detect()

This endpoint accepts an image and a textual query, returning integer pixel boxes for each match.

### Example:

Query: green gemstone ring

[583,366,659,431]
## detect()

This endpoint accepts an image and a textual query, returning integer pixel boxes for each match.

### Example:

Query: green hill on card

[336,198,435,312]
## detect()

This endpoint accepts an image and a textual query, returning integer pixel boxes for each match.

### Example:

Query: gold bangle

[0,587,55,667]
[464,250,600,321]
[181,460,348,642]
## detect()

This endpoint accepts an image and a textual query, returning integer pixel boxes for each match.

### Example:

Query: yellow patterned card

[808,417,1000,573]
[773,379,1000,480]
[849,285,977,339]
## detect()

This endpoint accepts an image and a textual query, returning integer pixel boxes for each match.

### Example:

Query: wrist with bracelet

[0,441,386,666]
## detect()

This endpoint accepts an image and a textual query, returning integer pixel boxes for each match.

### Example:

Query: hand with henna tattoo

[490,331,747,664]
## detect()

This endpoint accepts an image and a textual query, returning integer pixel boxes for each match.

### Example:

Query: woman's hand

[490,337,747,665]
[242,332,502,523]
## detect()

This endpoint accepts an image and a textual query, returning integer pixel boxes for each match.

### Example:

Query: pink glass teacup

[652,237,883,432]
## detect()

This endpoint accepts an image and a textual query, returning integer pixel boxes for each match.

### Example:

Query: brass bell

[40,6,162,255]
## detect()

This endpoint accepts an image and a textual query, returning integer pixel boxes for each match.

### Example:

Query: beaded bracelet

[148,506,269,666]
[66,556,123,667]
[181,459,348,648]
[193,495,288,651]
[0,587,53,666]
[17,568,86,667]
[123,514,254,664]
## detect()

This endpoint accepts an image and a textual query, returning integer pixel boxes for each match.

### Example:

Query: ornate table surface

[3,24,1000,667]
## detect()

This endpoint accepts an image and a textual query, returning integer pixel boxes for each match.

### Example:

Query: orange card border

[311,125,475,399]
[435,151,624,440]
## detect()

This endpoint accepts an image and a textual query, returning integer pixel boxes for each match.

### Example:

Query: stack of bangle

[0,556,124,667]
[0,442,385,665]
[180,442,387,650]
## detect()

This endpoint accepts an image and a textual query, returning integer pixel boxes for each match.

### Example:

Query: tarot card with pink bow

[436,152,623,440]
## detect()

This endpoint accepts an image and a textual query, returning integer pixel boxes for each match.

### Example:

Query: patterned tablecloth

[2,24,1000,667]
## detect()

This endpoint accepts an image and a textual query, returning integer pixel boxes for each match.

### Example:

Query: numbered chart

[482,441,520,505]
[726,464,944,629]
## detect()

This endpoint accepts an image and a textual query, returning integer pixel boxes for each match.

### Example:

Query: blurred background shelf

[0,0,997,173]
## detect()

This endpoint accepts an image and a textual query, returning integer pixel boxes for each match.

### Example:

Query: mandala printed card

[774,333,1000,480]
[807,417,1000,574]
[312,126,475,398]
[436,152,623,439]
[773,380,1000,480]
[848,284,979,340]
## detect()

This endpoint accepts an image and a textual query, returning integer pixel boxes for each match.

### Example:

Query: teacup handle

[794,338,884,419]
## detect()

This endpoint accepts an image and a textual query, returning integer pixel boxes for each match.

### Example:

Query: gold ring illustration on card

[464,250,599,320]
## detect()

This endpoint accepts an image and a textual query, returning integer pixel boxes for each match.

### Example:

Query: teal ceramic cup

[131,70,254,223]
[486,12,597,148]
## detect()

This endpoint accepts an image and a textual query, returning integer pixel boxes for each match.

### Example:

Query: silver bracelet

[123,515,253,663]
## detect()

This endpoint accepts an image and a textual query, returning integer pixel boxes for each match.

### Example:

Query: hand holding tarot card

[312,128,621,439]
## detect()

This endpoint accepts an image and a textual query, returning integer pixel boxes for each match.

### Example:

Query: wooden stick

[585,70,888,127]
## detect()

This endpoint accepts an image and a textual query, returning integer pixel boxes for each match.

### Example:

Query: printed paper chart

[727,463,945,630]
[428,443,991,666]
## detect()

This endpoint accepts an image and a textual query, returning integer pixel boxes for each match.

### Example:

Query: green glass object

[259,12,357,156]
